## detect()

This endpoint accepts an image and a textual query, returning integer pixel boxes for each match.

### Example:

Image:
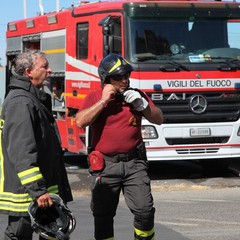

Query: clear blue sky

[1,0,239,66]
[0,0,73,65]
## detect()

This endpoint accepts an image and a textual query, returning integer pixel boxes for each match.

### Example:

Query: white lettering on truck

[167,79,232,88]
[206,80,231,87]
[152,93,186,101]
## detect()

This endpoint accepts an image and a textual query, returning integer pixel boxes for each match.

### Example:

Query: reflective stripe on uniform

[134,227,155,240]
[0,185,59,212]
[0,191,33,212]
[108,58,121,73]
[0,200,31,212]
[0,119,4,192]
[0,192,31,202]
[47,185,59,194]
[18,167,43,185]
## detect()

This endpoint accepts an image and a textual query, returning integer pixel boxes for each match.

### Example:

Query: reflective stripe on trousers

[134,227,155,240]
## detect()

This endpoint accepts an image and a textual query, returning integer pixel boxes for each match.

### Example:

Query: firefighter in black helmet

[98,53,133,87]
[76,53,163,240]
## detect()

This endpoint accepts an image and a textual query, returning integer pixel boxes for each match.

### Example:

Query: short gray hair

[14,49,46,76]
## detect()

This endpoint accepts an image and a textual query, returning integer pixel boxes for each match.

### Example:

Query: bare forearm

[76,84,116,128]
[76,100,105,128]
[142,105,163,125]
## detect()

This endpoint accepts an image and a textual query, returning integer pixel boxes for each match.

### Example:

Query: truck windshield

[124,1,240,65]
[129,18,240,64]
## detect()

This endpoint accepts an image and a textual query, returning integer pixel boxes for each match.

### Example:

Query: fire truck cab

[6,0,240,168]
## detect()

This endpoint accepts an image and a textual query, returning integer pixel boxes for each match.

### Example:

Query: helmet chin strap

[55,230,69,240]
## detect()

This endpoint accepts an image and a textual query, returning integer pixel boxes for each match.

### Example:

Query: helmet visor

[110,73,130,81]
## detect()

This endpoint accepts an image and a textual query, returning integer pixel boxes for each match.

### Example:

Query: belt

[103,151,139,163]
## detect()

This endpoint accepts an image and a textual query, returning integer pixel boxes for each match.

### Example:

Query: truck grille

[165,137,229,145]
[152,92,240,124]
[176,148,219,154]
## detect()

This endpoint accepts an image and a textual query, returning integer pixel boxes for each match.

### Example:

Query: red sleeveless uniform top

[81,88,154,155]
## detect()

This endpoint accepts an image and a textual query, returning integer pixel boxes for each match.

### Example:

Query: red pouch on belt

[89,151,105,171]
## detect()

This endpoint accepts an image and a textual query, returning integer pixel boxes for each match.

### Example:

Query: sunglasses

[111,73,129,81]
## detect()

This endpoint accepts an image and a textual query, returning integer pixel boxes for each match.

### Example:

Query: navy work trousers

[90,157,155,240]
[4,216,45,240]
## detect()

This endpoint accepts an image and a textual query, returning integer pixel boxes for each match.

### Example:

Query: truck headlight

[141,125,158,139]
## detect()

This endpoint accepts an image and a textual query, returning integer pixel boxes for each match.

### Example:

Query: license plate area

[190,128,211,137]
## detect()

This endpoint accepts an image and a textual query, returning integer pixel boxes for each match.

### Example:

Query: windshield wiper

[211,57,240,71]
[202,57,240,71]
[160,61,189,72]
[227,59,240,69]
[134,53,158,62]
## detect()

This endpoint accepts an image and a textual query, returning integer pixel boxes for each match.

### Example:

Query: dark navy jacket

[0,75,72,216]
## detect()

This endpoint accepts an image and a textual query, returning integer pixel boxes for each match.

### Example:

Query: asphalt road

[1,158,240,239]
[65,187,240,240]
[65,157,240,196]
[1,186,239,240]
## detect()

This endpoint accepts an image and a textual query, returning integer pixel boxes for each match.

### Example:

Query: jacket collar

[9,75,32,91]
[8,75,50,107]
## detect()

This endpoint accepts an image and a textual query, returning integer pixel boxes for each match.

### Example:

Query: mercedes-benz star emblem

[189,95,207,114]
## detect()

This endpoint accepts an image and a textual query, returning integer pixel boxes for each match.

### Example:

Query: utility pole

[23,0,27,18]
[39,0,44,15]
[56,0,60,12]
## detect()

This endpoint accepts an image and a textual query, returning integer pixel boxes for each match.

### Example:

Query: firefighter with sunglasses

[76,53,163,240]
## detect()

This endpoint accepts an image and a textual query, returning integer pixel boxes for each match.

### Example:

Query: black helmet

[98,53,133,86]
[28,194,76,240]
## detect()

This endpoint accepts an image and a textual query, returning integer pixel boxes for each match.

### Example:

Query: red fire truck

[5,0,240,169]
